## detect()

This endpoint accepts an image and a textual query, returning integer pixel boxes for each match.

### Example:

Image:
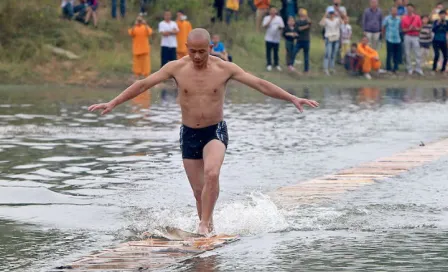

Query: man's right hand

[88,102,116,115]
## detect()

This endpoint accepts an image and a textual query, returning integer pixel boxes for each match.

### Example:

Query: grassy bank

[0,0,447,88]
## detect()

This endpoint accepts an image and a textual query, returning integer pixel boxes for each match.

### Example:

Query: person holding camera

[128,16,153,80]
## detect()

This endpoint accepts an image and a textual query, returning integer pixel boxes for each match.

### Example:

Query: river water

[0,85,447,271]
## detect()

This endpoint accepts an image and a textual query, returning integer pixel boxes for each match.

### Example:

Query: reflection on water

[0,85,447,271]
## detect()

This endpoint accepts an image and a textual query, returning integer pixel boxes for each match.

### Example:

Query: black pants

[386,41,401,72]
[433,40,448,72]
[266,41,279,66]
[161,47,176,67]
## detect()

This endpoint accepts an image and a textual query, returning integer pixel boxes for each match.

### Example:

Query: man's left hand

[291,97,319,113]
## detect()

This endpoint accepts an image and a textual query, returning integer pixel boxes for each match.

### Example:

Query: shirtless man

[88,28,319,236]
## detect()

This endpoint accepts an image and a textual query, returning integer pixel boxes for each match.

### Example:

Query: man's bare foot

[198,221,213,236]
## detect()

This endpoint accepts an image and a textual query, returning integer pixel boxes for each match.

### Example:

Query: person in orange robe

[176,10,193,59]
[357,36,381,79]
[128,16,153,79]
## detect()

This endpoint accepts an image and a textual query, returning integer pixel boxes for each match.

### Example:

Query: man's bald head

[187,28,211,44]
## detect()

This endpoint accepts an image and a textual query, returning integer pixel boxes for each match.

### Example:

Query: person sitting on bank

[211,34,232,62]
[344,43,361,75]
[357,36,382,79]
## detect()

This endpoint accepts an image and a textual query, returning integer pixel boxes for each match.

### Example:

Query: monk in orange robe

[176,10,193,59]
[128,16,153,79]
[357,36,381,79]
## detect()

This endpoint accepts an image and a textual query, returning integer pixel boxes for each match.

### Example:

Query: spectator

[340,16,352,64]
[225,0,239,24]
[420,15,433,68]
[280,0,298,25]
[158,11,179,67]
[432,10,448,72]
[344,43,361,75]
[401,4,424,75]
[213,0,225,22]
[61,0,74,19]
[263,7,285,71]
[255,0,271,32]
[362,0,383,51]
[325,0,347,18]
[211,34,232,62]
[431,3,444,22]
[357,36,382,79]
[394,0,407,17]
[73,0,88,23]
[320,9,343,76]
[283,16,299,71]
[128,16,152,80]
[295,8,311,73]
[84,0,99,27]
[111,0,126,19]
[383,6,402,73]
[139,0,148,16]
[176,10,192,59]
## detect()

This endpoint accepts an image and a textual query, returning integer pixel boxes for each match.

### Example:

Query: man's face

[269,8,277,16]
[164,11,171,21]
[351,46,357,52]
[176,12,182,20]
[395,0,403,6]
[391,7,398,16]
[187,39,211,66]
[441,13,446,20]
[212,35,220,44]
[437,4,444,10]
[407,5,414,14]
[361,37,369,45]
[333,0,341,5]
[370,0,378,9]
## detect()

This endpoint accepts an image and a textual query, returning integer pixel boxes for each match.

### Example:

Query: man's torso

[402,15,421,36]
[384,16,401,43]
[363,8,382,32]
[171,57,230,128]
[264,16,284,43]
[433,21,448,42]
[297,19,310,41]
[159,21,178,48]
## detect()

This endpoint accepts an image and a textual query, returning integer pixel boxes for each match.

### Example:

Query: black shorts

[179,121,228,159]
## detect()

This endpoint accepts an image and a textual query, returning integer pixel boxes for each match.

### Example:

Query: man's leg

[413,37,422,72]
[266,41,272,67]
[441,42,448,72]
[386,41,392,71]
[303,41,310,72]
[404,35,412,73]
[183,159,204,220]
[120,0,126,18]
[111,0,117,18]
[273,42,279,67]
[199,140,226,235]
[393,43,400,72]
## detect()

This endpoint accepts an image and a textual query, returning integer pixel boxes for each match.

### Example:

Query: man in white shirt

[263,7,285,71]
[159,11,179,67]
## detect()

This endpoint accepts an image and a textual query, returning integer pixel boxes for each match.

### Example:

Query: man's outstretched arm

[228,63,319,112]
[88,62,175,115]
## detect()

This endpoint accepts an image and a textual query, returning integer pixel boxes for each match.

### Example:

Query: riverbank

[2,0,448,89]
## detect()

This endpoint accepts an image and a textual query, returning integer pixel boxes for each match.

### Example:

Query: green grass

[0,0,447,86]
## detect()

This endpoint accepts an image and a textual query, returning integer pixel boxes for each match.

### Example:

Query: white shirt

[61,0,74,7]
[262,15,285,43]
[320,18,342,41]
[158,20,179,48]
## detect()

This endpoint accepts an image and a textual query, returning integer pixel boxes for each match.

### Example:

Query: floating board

[55,138,448,270]
[269,138,448,207]
[53,227,239,271]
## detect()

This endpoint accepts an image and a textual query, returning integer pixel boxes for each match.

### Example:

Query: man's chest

[174,72,229,95]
